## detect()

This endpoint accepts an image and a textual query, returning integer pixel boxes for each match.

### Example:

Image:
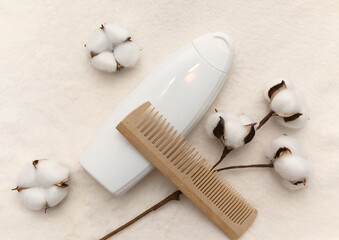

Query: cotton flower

[205,110,256,150]
[86,29,112,55]
[264,135,306,159]
[91,51,117,73]
[12,159,70,212]
[258,79,308,129]
[114,41,140,68]
[85,23,140,72]
[265,136,311,190]
[102,23,130,47]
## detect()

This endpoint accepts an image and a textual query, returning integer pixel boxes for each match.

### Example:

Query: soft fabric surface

[1,1,338,239]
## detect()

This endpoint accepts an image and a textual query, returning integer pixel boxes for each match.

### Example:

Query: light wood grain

[116,102,257,240]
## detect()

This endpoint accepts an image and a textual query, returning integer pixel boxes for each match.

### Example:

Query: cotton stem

[257,110,275,130]
[212,147,233,169]
[99,190,182,240]
[216,162,274,172]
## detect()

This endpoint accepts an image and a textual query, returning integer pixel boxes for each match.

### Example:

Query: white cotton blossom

[36,159,69,187]
[86,23,140,72]
[45,186,68,208]
[17,162,38,188]
[86,29,112,54]
[19,187,47,211]
[266,136,311,190]
[274,154,311,190]
[224,119,249,149]
[102,23,130,46]
[91,51,117,73]
[205,110,256,149]
[264,135,306,159]
[270,89,303,116]
[238,114,253,126]
[13,159,70,212]
[262,78,308,129]
[114,41,140,67]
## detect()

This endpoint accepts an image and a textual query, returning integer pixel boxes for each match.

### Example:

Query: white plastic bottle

[80,32,234,196]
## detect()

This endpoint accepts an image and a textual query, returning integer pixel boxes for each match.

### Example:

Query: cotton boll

[205,110,255,148]
[273,154,310,182]
[114,41,140,67]
[19,188,46,210]
[270,89,303,116]
[37,160,70,187]
[281,179,306,190]
[270,87,307,128]
[102,23,130,46]
[276,156,312,190]
[205,112,223,139]
[225,113,255,148]
[86,24,140,72]
[86,29,111,54]
[265,135,306,159]
[238,114,253,126]
[45,186,68,207]
[91,51,117,72]
[13,159,70,212]
[224,120,247,149]
[264,78,293,102]
[17,162,38,188]
[260,78,308,130]
[277,109,308,129]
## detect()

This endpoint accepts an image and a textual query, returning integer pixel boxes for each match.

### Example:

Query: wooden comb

[116,102,257,240]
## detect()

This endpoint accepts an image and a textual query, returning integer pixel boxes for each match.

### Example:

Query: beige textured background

[1,1,338,239]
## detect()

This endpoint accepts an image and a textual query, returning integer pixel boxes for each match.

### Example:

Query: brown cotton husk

[11,186,26,192]
[44,203,50,213]
[268,80,286,100]
[244,123,256,144]
[290,178,306,186]
[274,147,292,159]
[55,179,69,188]
[32,160,39,169]
[90,51,99,58]
[32,159,47,169]
[116,61,124,71]
[282,113,303,122]
[213,116,225,140]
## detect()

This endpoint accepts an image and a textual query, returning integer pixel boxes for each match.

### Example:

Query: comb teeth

[162,134,182,154]
[136,107,155,128]
[180,153,200,173]
[144,114,163,137]
[147,118,166,140]
[116,102,257,240]
[184,155,201,174]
